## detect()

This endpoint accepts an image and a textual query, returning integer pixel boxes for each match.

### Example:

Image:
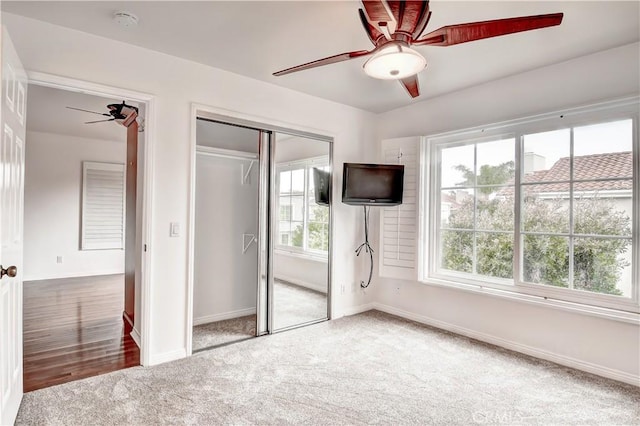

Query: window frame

[275,155,329,259]
[422,98,639,313]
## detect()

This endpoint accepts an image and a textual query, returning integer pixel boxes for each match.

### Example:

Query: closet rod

[196,145,259,161]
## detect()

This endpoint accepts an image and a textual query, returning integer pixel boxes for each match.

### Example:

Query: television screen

[313,168,330,206]
[342,163,404,206]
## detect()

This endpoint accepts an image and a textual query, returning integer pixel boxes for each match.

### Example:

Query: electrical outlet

[394,283,402,295]
[170,222,180,237]
[340,282,346,294]
[56,256,63,264]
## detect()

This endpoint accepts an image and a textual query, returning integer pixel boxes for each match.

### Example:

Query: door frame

[187,103,336,355]
[27,71,156,366]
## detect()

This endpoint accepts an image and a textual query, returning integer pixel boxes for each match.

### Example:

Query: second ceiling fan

[273,1,563,98]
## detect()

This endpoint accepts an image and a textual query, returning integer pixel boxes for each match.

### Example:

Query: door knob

[0,265,17,279]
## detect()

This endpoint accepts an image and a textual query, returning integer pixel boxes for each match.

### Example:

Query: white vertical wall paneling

[379,137,419,280]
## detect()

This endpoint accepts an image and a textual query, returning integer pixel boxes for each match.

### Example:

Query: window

[276,156,329,255]
[81,161,125,250]
[425,102,638,312]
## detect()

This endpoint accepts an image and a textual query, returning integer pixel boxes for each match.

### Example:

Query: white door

[0,28,27,426]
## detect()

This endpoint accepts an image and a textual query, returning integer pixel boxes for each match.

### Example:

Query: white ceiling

[27,84,130,142]
[5,1,639,113]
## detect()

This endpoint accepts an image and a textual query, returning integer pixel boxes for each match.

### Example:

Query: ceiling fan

[66,101,139,126]
[273,0,563,98]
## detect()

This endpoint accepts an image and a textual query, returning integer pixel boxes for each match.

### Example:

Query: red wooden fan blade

[273,50,374,76]
[394,1,429,35]
[400,75,420,98]
[413,13,563,46]
[359,8,384,45]
[362,0,394,24]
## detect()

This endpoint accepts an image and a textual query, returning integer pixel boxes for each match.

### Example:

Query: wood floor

[23,274,139,392]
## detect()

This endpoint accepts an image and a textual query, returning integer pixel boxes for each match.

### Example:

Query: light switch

[170,222,180,237]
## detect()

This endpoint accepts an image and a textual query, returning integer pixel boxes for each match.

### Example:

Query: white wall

[4,13,377,363]
[193,153,258,324]
[374,42,640,384]
[273,252,327,294]
[23,130,125,281]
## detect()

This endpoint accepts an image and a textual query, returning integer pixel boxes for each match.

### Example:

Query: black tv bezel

[312,167,330,206]
[341,163,404,206]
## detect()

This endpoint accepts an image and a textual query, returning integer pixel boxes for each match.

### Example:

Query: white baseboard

[334,302,375,318]
[23,269,124,282]
[275,274,327,294]
[193,307,256,326]
[372,302,640,387]
[149,348,187,366]
[130,327,141,349]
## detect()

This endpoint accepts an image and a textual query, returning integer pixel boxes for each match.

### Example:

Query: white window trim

[81,161,126,250]
[421,97,639,314]
[275,155,329,258]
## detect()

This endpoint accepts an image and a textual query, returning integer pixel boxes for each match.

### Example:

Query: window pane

[523,129,570,181]
[279,171,291,193]
[476,187,514,231]
[279,198,291,221]
[522,235,569,288]
[440,144,474,188]
[308,201,328,224]
[290,221,304,247]
[476,232,513,279]
[573,237,632,297]
[476,138,515,187]
[522,183,569,233]
[279,221,292,246]
[440,189,474,229]
[291,169,305,193]
[440,230,473,273]
[307,222,328,252]
[573,187,632,237]
[573,120,633,180]
[291,196,304,221]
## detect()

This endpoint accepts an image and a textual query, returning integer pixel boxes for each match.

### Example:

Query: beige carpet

[192,281,327,351]
[16,311,640,425]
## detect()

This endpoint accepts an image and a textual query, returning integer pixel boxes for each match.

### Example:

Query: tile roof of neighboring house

[502,152,633,195]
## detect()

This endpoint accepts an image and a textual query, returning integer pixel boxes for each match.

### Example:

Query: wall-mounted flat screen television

[342,163,404,206]
[313,168,330,206]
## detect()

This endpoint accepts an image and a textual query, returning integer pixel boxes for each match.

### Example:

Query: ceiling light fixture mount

[113,11,139,28]
[363,42,426,80]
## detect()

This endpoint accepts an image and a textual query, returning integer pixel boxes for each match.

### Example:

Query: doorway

[21,78,152,390]
[187,107,333,355]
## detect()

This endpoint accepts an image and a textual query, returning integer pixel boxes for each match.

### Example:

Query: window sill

[274,248,328,263]
[418,277,640,325]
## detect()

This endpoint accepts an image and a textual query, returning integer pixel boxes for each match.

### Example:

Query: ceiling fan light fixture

[363,43,426,80]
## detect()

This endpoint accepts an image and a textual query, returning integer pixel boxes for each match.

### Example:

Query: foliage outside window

[277,157,329,255]
[429,110,637,311]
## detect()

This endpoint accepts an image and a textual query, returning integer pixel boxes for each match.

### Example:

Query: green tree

[291,205,329,251]
[454,161,515,194]
[442,194,631,296]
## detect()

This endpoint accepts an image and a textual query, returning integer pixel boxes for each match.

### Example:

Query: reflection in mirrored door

[271,133,331,330]
[192,119,264,351]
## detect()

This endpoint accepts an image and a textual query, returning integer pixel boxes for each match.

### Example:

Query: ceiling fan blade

[273,50,374,76]
[66,106,111,117]
[412,9,432,40]
[413,13,563,46]
[359,8,384,45]
[84,118,116,124]
[362,0,397,36]
[400,75,420,98]
[395,1,429,36]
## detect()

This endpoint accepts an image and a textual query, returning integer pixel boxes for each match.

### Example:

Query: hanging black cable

[355,205,374,288]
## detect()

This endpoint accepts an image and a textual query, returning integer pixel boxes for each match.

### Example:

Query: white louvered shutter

[81,162,125,250]
[379,137,419,280]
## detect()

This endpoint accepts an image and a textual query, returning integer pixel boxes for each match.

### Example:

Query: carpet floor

[192,281,327,351]
[192,315,257,351]
[16,310,640,425]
